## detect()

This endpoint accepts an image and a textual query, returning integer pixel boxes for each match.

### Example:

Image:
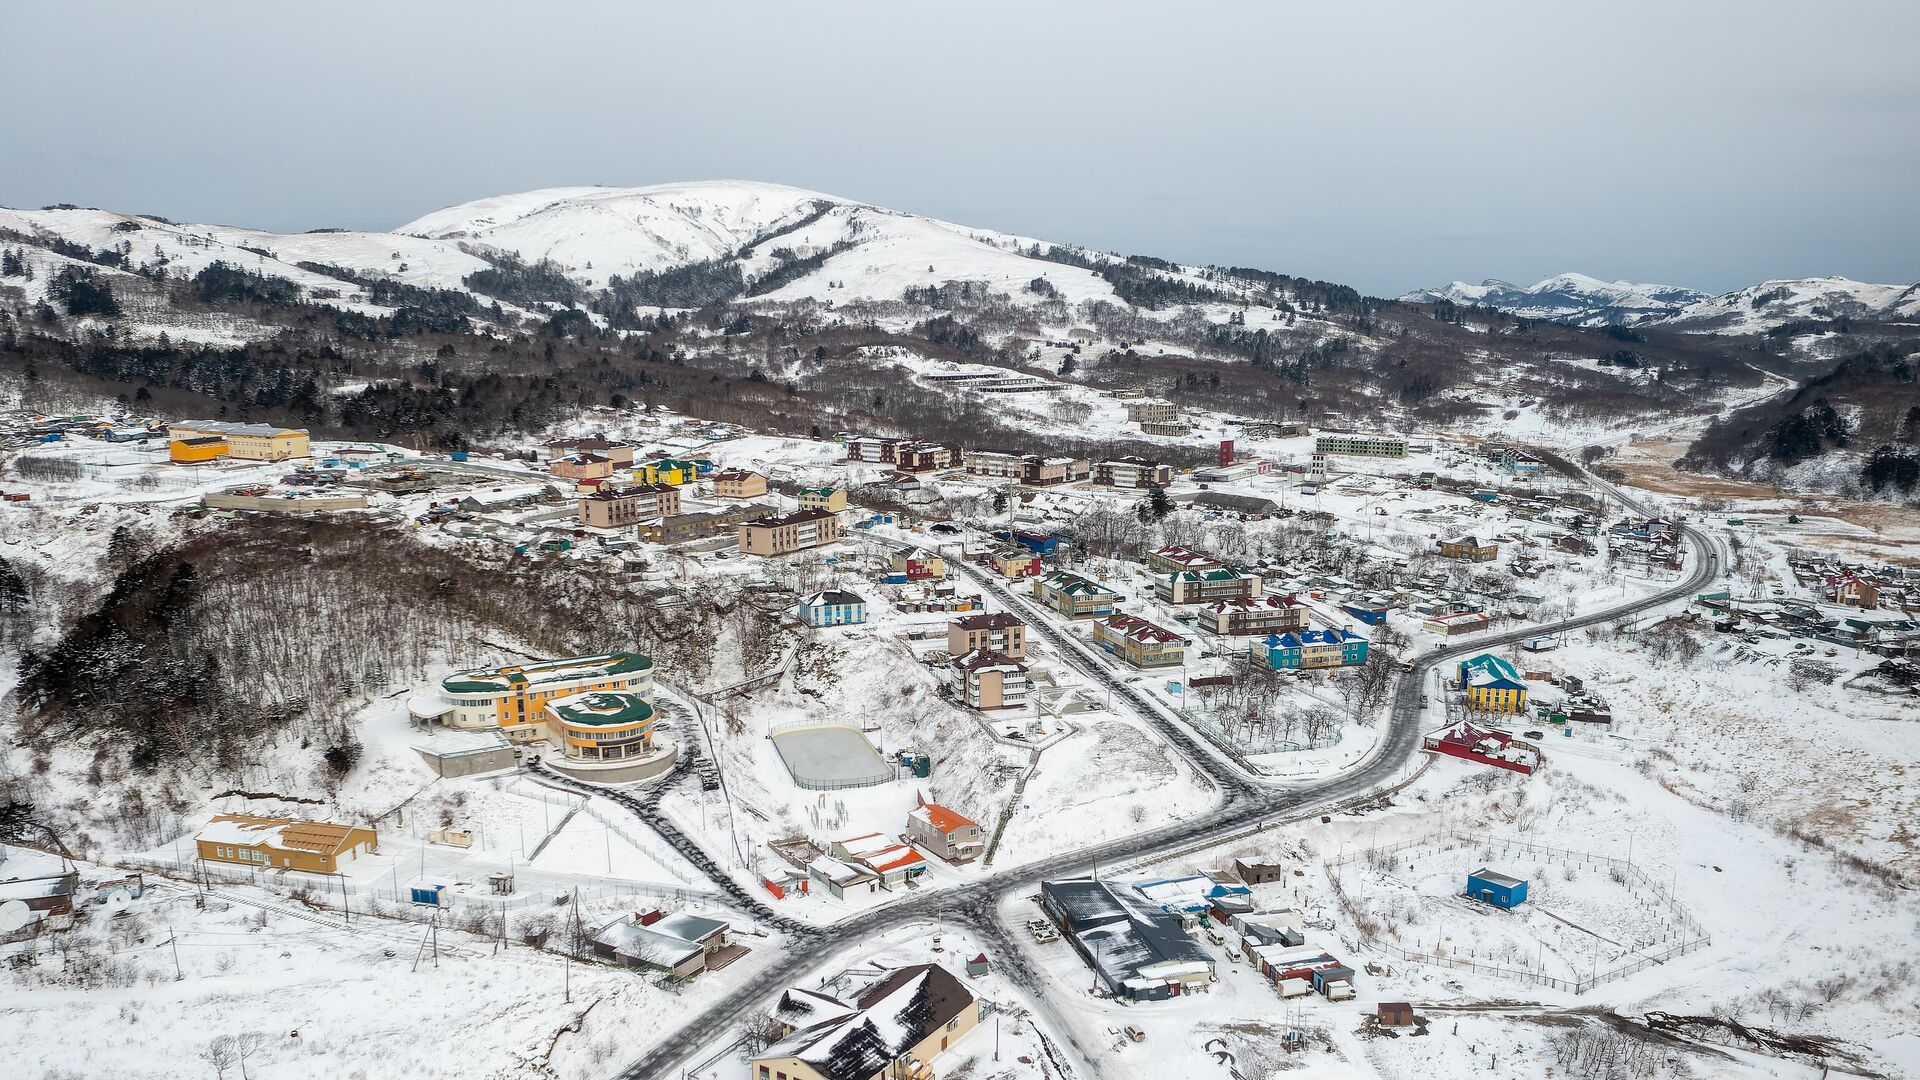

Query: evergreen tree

[1147,484,1173,521]
[0,558,29,613]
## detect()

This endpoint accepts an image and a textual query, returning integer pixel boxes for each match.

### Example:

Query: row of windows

[212,846,268,862]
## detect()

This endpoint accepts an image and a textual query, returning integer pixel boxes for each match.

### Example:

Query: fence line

[1326,831,1711,995]
[117,855,719,920]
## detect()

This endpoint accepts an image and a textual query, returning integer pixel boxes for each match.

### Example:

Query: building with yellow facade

[195,814,378,873]
[1458,653,1528,713]
[412,652,676,782]
[169,435,230,464]
[796,485,848,513]
[168,422,310,461]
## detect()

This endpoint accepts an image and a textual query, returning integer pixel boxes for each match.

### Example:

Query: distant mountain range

[1400,272,1920,332]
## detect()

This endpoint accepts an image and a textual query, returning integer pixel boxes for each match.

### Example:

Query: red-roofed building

[1091,613,1188,668]
[1827,573,1880,609]
[907,798,983,863]
[831,832,929,886]
[1422,719,1541,774]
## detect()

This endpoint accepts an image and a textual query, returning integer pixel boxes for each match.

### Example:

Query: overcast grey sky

[5,1,1916,295]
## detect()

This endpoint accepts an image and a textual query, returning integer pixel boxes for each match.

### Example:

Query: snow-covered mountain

[1398,273,1710,327]
[1402,270,1920,332]
[1653,276,1920,334]
[395,180,1122,305]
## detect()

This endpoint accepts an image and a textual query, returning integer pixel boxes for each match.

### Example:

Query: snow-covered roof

[759,964,976,1080]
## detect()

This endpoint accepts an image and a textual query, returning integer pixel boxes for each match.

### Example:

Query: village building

[549,453,614,485]
[168,421,310,461]
[806,855,879,899]
[709,468,768,498]
[830,833,929,886]
[949,612,1026,659]
[1422,718,1541,774]
[169,434,229,464]
[752,964,982,1080]
[195,815,378,874]
[1092,456,1173,488]
[577,483,681,528]
[1423,610,1491,636]
[545,436,635,467]
[1156,567,1262,605]
[1023,455,1089,485]
[635,457,713,486]
[950,650,1031,710]
[1200,595,1307,636]
[415,652,654,744]
[1252,628,1370,670]
[889,549,945,580]
[906,800,983,863]
[639,503,773,545]
[1828,573,1881,609]
[896,441,958,472]
[800,590,867,627]
[1438,535,1498,561]
[1092,613,1188,668]
[1314,432,1407,459]
[796,485,848,513]
[1147,544,1223,574]
[591,909,736,977]
[1031,570,1118,619]
[1466,869,1529,909]
[0,844,80,939]
[1125,399,1181,424]
[845,435,901,463]
[980,546,1042,578]
[544,689,667,773]
[1458,652,1528,713]
[1040,878,1215,1001]
[738,508,842,556]
[962,449,1024,478]
[1141,420,1193,437]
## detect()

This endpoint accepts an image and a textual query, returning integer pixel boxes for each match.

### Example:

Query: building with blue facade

[1252,628,1369,670]
[799,590,867,628]
[1466,868,1527,908]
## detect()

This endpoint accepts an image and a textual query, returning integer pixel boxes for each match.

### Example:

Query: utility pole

[339,874,350,923]
[168,925,183,980]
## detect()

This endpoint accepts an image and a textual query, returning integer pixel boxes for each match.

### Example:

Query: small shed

[1466,868,1528,909]
[966,952,991,978]
[1378,1001,1416,1027]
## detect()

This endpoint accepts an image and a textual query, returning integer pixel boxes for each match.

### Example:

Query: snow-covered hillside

[1398,272,1710,327]
[1402,269,1920,333]
[398,179,1121,305]
[1654,275,1920,333]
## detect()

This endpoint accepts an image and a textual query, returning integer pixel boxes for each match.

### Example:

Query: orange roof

[863,845,926,873]
[912,802,978,834]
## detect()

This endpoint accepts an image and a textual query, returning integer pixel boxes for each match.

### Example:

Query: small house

[799,590,867,628]
[1466,868,1528,909]
[966,952,991,978]
[1378,1002,1417,1027]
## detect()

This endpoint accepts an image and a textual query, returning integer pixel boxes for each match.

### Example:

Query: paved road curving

[605,510,1717,1079]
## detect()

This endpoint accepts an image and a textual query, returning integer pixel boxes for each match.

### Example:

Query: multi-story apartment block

[963,449,1025,479]
[709,468,768,498]
[577,483,681,528]
[1031,570,1117,619]
[1093,457,1173,488]
[1092,613,1188,668]
[796,485,848,513]
[948,612,1026,659]
[846,436,901,463]
[1124,399,1181,424]
[1200,595,1308,636]
[951,650,1031,709]
[1147,544,1223,574]
[1140,420,1193,437]
[738,508,842,556]
[1252,628,1370,670]
[1155,567,1263,605]
[896,441,957,471]
[550,454,614,484]
[1314,433,1408,459]
[1025,456,1089,485]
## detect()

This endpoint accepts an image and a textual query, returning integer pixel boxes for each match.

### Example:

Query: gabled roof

[759,965,976,1080]
[1263,628,1363,649]
[951,649,1028,674]
[952,612,1024,631]
[1037,570,1113,596]
[744,508,836,528]
[803,590,866,608]
[909,801,978,834]
[1459,652,1523,689]
[196,814,367,855]
[1099,613,1187,645]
